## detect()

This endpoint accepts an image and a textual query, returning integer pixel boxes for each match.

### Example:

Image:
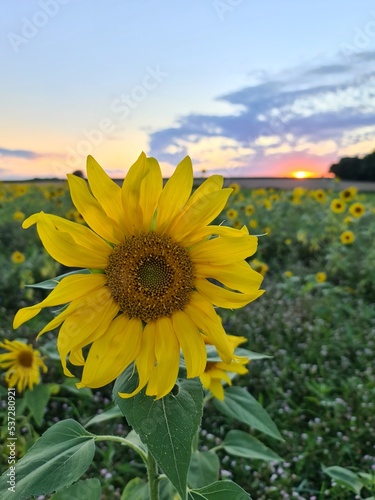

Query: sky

[1,0,375,180]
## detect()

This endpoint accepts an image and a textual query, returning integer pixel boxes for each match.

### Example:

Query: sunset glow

[291,170,315,179]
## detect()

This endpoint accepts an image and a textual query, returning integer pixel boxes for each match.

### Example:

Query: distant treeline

[329,151,375,181]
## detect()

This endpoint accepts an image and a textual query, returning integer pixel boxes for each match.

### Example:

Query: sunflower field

[0,177,374,499]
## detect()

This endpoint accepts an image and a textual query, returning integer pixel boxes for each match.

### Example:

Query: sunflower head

[0,340,47,392]
[14,154,264,400]
[340,230,355,245]
[349,202,365,218]
[330,199,346,214]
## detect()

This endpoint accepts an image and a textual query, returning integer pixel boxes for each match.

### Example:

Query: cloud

[0,147,39,159]
[149,52,375,176]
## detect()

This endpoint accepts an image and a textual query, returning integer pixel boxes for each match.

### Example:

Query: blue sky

[1,0,375,179]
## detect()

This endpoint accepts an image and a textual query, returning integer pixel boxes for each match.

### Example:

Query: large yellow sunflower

[0,339,47,392]
[14,154,264,399]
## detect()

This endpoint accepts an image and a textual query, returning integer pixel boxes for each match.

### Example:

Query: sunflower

[312,189,326,203]
[14,154,264,400]
[11,251,25,264]
[244,205,255,216]
[0,340,47,392]
[316,272,327,283]
[330,199,345,214]
[340,187,357,201]
[340,230,355,245]
[349,202,366,218]
[200,335,249,400]
[226,208,238,220]
[13,211,25,221]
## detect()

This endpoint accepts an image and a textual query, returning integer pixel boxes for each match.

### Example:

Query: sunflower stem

[147,451,159,500]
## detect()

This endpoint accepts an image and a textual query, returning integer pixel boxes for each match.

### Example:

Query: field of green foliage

[0,179,374,499]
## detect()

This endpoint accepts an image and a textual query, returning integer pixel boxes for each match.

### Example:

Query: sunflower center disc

[18,350,33,368]
[106,232,195,322]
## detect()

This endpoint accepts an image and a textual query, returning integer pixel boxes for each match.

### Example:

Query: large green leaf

[221,430,282,462]
[0,419,96,500]
[213,386,283,441]
[188,451,220,489]
[322,465,363,495]
[114,372,203,500]
[188,480,251,499]
[50,478,101,499]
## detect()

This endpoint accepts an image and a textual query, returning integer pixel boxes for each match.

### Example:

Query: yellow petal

[57,288,119,376]
[139,157,163,231]
[86,156,125,227]
[195,260,263,294]
[187,224,249,245]
[209,379,225,400]
[200,372,212,389]
[156,156,193,232]
[68,174,124,244]
[208,367,232,385]
[190,235,258,265]
[13,274,107,329]
[185,293,233,363]
[146,316,180,399]
[79,316,142,388]
[69,348,85,366]
[169,189,233,243]
[118,321,156,399]
[185,175,224,208]
[24,212,111,268]
[196,279,265,309]
[171,310,206,378]
[121,153,149,234]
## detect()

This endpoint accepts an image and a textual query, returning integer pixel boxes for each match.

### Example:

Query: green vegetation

[0,180,374,499]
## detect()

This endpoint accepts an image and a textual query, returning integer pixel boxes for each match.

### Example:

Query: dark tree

[329,151,375,181]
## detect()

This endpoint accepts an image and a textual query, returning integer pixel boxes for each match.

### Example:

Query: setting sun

[292,170,315,179]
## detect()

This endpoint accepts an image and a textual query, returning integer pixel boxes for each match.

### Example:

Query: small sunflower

[244,205,255,216]
[0,340,47,392]
[11,251,25,264]
[312,189,326,203]
[200,336,249,400]
[226,208,238,220]
[284,271,293,278]
[330,199,345,214]
[316,272,327,283]
[13,211,25,221]
[14,154,264,400]
[340,187,357,201]
[251,258,269,276]
[340,230,355,245]
[349,202,366,218]
[228,182,240,195]
[249,219,258,229]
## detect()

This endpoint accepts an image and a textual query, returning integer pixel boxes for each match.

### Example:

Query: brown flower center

[18,350,33,368]
[106,232,195,322]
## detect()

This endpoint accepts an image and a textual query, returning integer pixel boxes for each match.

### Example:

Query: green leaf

[213,386,283,441]
[0,419,96,499]
[322,465,363,495]
[114,372,203,500]
[206,345,270,363]
[24,383,56,427]
[50,478,101,499]
[188,451,220,489]
[222,430,282,462]
[121,478,150,500]
[26,268,92,289]
[84,405,123,428]
[188,480,251,499]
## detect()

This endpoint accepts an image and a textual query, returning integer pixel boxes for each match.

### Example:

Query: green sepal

[26,268,92,289]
